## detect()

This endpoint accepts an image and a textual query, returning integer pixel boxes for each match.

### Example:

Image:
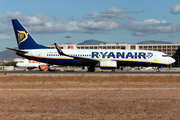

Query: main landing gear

[88,66,95,72]
[156,68,160,72]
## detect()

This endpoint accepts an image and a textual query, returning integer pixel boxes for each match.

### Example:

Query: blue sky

[0,0,180,51]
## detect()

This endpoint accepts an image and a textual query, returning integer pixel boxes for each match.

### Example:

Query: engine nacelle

[100,60,117,69]
[39,65,47,71]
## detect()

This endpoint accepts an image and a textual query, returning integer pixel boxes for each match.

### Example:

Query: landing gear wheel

[119,66,123,70]
[88,67,95,72]
[91,67,95,72]
[48,68,51,71]
[156,68,160,72]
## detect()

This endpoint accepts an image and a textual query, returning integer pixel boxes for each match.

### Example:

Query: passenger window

[162,55,168,57]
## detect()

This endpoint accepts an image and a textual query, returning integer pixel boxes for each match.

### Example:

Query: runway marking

[0,88,180,91]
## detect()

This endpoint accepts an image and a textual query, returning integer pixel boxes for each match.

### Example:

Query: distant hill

[78,40,174,45]
[136,40,173,44]
[78,39,107,45]
[0,48,22,61]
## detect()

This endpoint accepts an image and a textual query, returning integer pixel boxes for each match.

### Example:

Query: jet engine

[39,65,47,71]
[100,60,117,69]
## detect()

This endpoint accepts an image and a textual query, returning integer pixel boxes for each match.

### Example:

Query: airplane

[16,59,53,71]
[7,19,175,72]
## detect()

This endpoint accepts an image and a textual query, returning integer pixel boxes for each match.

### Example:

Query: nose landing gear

[88,66,95,72]
[156,68,160,72]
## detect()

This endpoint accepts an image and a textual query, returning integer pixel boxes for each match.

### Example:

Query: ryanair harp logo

[17,30,28,45]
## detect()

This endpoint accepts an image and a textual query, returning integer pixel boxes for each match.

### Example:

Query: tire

[88,67,95,72]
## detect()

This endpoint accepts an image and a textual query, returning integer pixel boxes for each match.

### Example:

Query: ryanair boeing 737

[7,19,175,72]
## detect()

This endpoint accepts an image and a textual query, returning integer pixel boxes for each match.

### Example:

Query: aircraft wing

[54,43,99,65]
[6,47,28,54]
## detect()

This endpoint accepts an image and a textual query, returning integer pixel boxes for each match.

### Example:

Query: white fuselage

[16,59,48,68]
[18,49,175,67]
[11,19,175,71]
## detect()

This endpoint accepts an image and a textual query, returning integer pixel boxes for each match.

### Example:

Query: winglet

[54,43,65,55]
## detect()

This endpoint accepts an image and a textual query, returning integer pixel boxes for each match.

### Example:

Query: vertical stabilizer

[12,19,51,50]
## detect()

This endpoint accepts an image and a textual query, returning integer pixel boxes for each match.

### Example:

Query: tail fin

[12,19,51,50]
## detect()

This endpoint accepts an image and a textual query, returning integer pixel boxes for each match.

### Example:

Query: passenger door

[154,53,157,61]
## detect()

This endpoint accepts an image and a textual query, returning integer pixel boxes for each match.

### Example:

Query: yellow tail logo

[17,30,28,45]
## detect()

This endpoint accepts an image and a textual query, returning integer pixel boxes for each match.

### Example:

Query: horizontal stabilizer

[6,47,28,54]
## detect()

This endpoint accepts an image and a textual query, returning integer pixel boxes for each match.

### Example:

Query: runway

[0,70,179,75]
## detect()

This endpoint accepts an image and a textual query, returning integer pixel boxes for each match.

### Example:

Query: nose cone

[16,63,19,67]
[16,63,22,67]
[169,57,175,64]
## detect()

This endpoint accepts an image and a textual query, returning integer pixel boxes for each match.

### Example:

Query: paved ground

[0,70,180,75]
[0,75,180,119]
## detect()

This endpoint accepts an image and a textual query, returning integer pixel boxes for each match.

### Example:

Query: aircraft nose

[169,57,175,64]
[16,63,19,67]
[16,63,22,67]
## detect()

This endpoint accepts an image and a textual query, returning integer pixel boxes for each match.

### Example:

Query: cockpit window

[162,55,168,57]
[18,61,24,63]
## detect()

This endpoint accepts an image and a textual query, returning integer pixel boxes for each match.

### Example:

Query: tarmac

[0,70,180,75]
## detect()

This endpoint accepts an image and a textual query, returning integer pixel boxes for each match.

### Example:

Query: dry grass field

[0,75,180,120]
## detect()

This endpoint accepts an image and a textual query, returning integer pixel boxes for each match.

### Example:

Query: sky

[0,0,180,52]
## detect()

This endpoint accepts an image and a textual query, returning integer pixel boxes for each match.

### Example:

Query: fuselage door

[154,53,157,61]
[38,51,42,60]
